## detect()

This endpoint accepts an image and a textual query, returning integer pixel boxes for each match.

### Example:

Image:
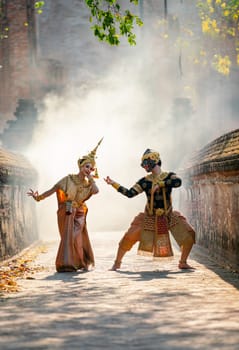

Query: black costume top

[117,172,181,211]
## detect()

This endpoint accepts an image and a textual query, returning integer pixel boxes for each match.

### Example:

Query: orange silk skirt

[55,203,95,272]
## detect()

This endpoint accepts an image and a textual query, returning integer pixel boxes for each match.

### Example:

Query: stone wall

[0,0,36,128]
[180,129,239,269]
[0,148,38,261]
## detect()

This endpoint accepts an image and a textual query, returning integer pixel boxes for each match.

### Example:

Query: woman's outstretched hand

[27,189,39,201]
[104,176,114,185]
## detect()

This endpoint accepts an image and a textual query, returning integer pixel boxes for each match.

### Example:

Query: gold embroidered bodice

[56,174,93,203]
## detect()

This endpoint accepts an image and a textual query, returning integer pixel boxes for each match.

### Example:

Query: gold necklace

[70,174,88,187]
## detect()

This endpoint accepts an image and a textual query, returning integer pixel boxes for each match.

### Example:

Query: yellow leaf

[223,10,230,17]
[202,19,210,33]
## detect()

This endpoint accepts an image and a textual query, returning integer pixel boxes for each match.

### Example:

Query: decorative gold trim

[147,172,169,215]
[112,182,120,190]
[146,172,169,182]
[133,183,143,193]
[88,177,96,185]
[141,151,160,162]
[36,194,44,202]
[155,208,165,216]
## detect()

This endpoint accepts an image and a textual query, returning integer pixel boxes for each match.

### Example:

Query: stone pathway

[0,231,239,350]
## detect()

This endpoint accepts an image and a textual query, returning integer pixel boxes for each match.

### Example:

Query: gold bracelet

[111,182,120,190]
[36,194,44,202]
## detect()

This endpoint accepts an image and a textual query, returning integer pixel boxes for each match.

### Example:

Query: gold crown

[141,148,160,163]
[78,137,103,168]
[78,138,103,178]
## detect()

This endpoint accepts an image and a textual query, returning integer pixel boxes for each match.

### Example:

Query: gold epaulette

[146,171,169,182]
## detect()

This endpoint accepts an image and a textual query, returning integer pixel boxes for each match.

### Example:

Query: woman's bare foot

[178,261,195,269]
[109,260,121,271]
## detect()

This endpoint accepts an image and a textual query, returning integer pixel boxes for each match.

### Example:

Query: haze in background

[25,0,238,239]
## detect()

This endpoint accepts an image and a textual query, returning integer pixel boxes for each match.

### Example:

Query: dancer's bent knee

[118,237,137,251]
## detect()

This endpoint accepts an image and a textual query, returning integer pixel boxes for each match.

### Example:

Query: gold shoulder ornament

[146,172,169,183]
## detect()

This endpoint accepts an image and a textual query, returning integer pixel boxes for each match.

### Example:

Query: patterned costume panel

[138,213,173,258]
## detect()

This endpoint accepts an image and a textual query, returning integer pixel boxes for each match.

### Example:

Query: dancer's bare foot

[109,260,121,271]
[178,261,195,270]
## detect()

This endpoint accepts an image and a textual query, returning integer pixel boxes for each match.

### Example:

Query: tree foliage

[155,0,239,76]
[85,0,143,45]
[34,1,45,14]
[196,0,239,75]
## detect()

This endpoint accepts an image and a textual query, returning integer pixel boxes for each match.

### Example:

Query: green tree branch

[86,0,143,45]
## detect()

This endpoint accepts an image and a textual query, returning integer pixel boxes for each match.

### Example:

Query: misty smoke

[25,0,238,239]
[26,54,177,238]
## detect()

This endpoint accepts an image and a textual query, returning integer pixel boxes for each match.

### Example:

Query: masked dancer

[104,148,195,271]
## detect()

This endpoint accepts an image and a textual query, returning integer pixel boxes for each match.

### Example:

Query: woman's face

[80,162,95,176]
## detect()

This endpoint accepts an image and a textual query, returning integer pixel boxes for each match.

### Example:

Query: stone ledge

[184,128,239,175]
[0,148,37,184]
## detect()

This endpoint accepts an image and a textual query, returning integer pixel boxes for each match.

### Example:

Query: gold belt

[154,206,172,216]
[71,201,83,208]
[155,208,165,216]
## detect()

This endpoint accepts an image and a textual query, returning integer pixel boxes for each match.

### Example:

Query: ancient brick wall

[0,148,38,261]
[180,129,239,269]
[0,0,36,127]
[0,0,66,133]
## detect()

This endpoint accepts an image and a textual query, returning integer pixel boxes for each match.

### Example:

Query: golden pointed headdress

[78,138,103,177]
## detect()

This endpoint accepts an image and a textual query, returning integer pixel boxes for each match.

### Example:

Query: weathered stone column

[179,129,239,270]
[0,148,38,261]
[1,99,39,152]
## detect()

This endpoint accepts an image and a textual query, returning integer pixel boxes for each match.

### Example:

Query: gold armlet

[36,195,44,202]
[89,179,96,185]
[111,182,120,190]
